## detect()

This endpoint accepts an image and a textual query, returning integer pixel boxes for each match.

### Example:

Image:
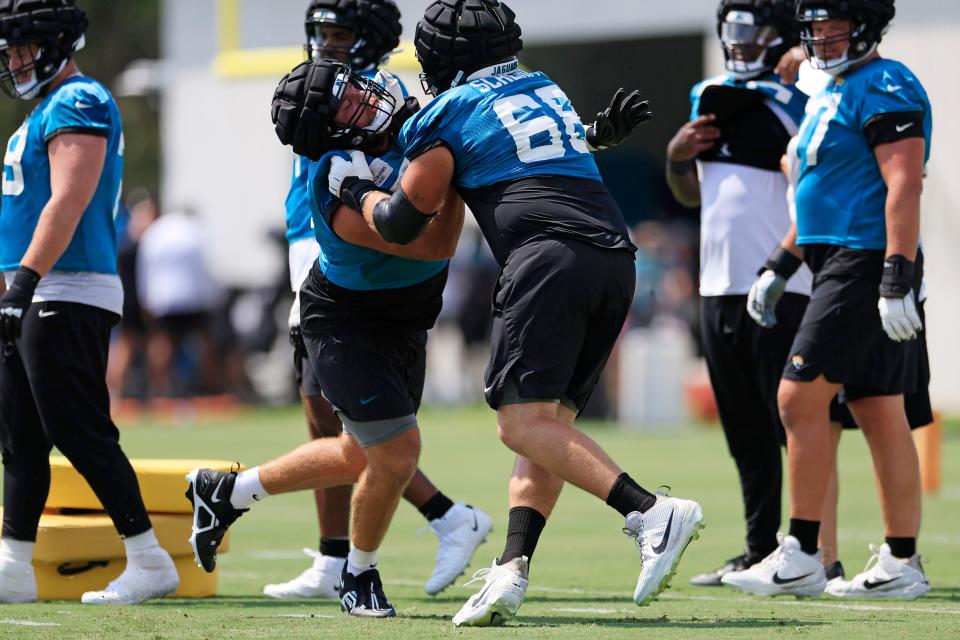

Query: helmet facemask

[0,34,82,100]
[305,8,360,65]
[328,69,398,148]
[798,7,881,76]
[721,10,784,79]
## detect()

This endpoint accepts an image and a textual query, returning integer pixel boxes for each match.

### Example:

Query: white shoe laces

[462,566,494,589]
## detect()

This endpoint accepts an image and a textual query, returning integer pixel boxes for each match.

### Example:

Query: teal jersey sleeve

[41,81,112,141]
[857,64,929,130]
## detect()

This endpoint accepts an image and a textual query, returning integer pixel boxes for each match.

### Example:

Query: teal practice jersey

[1,76,124,273]
[309,143,447,291]
[794,59,932,250]
[399,63,602,189]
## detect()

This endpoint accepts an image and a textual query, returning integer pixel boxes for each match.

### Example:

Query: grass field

[2,405,959,639]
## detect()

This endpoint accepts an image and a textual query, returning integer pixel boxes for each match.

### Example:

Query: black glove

[0,266,41,346]
[586,88,654,150]
[339,176,380,212]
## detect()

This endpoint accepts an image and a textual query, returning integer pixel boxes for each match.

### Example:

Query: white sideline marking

[387,578,960,616]
[0,619,60,627]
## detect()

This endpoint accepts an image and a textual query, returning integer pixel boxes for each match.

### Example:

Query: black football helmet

[716,0,799,79]
[272,59,398,160]
[414,0,523,96]
[0,0,87,99]
[304,0,401,70]
[796,0,895,76]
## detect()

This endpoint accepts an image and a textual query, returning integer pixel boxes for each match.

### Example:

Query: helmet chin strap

[15,56,68,99]
[364,70,405,134]
[813,42,877,77]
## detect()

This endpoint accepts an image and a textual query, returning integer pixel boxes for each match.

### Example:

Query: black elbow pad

[372,187,435,244]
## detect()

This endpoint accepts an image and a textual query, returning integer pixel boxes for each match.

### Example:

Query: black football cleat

[339,565,397,618]
[184,468,247,572]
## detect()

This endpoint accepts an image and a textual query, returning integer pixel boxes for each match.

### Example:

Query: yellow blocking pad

[35,555,217,601]
[9,510,230,563]
[46,457,243,514]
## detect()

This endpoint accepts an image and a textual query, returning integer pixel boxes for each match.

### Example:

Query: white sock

[230,467,268,510]
[0,538,34,564]
[346,547,379,576]
[123,529,163,563]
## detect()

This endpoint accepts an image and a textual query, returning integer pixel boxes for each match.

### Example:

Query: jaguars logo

[792,355,806,370]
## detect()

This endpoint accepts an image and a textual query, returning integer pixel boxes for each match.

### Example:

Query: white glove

[327,150,374,200]
[288,292,301,331]
[747,270,787,328]
[878,293,923,342]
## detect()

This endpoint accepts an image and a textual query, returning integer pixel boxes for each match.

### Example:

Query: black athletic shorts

[302,330,427,438]
[290,326,322,397]
[783,245,923,398]
[828,301,932,430]
[299,263,444,444]
[484,238,636,414]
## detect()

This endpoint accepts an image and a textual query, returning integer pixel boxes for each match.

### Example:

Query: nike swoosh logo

[471,580,495,607]
[471,511,479,532]
[896,122,915,133]
[75,100,95,110]
[772,571,814,585]
[886,84,902,93]
[210,479,224,504]
[360,395,380,406]
[651,509,674,554]
[864,577,898,590]
[38,310,58,318]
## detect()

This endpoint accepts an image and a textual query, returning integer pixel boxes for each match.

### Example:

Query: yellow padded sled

[46,457,242,514]
[35,555,217,600]
[25,511,229,562]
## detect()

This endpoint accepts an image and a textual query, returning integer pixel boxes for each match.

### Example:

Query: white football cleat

[81,548,179,605]
[721,534,826,597]
[424,502,493,595]
[825,544,930,600]
[262,549,344,599]
[624,490,704,606]
[0,555,37,604]
[452,556,528,627]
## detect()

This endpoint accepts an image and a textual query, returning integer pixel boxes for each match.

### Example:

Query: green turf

[2,405,959,639]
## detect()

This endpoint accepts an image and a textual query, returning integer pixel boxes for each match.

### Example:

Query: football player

[728,0,931,599]
[186,58,476,617]
[0,0,178,604]
[667,0,812,587]
[270,0,493,600]
[324,0,703,626]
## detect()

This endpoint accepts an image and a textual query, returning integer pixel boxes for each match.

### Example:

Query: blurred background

[4,0,955,422]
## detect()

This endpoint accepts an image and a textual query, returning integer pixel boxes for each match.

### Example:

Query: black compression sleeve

[864,112,924,149]
[372,187,436,245]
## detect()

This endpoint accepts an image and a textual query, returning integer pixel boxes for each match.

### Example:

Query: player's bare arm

[331,179,464,259]
[876,137,924,261]
[20,133,107,275]
[355,145,456,245]
[665,114,720,208]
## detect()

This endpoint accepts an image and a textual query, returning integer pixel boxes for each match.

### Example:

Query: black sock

[885,536,916,559]
[418,491,455,522]
[788,519,820,555]
[605,473,657,517]
[498,507,546,566]
[319,537,349,558]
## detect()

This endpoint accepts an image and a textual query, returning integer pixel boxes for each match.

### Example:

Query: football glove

[586,88,653,150]
[747,270,786,329]
[0,266,40,346]
[328,150,378,211]
[878,255,922,342]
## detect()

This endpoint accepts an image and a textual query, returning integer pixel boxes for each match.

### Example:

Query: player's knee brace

[372,188,435,245]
